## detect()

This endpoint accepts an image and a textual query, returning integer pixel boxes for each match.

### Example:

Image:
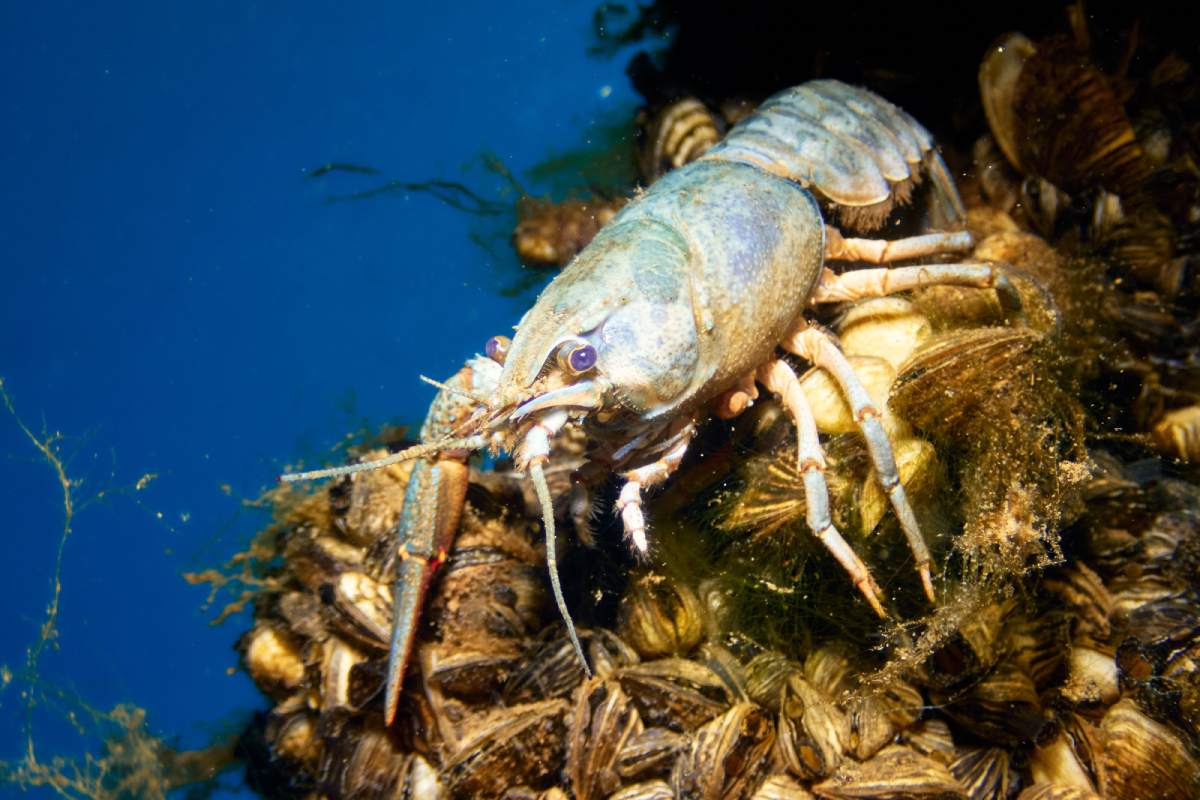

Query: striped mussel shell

[920,600,1009,691]
[420,640,524,701]
[1097,698,1200,800]
[618,572,706,659]
[617,657,735,732]
[503,632,596,704]
[609,780,675,800]
[567,678,644,800]
[265,708,324,777]
[439,699,571,798]
[616,726,687,785]
[1153,405,1200,463]
[936,660,1046,747]
[285,530,365,593]
[751,773,814,799]
[670,703,775,800]
[949,747,1017,800]
[776,674,851,781]
[803,644,856,702]
[1028,720,1099,794]
[323,723,443,800]
[980,32,1151,195]
[1016,786,1101,800]
[813,744,967,799]
[1040,563,1113,645]
[637,97,722,183]
[319,635,378,713]
[899,718,956,766]
[746,651,803,713]
[847,678,924,761]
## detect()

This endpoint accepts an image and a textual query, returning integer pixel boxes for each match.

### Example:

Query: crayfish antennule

[530,460,591,677]
[418,374,486,404]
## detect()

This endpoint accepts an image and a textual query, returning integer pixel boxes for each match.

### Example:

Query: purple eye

[566,343,597,373]
[485,335,511,365]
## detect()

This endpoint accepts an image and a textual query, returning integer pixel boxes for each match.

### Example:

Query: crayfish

[282,79,1023,726]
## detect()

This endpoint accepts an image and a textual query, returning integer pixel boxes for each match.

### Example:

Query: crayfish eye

[485,335,511,365]
[558,341,597,375]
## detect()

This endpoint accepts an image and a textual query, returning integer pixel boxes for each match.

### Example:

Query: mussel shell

[746,651,804,712]
[921,602,1008,691]
[241,624,307,697]
[287,532,364,592]
[329,456,411,548]
[567,679,644,800]
[671,703,775,800]
[753,774,816,800]
[937,661,1045,747]
[848,679,924,761]
[837,297,932,371]
[609,780,675,800]
[949,747,1016,800]
[322,570,392,651]
[440,699,571,799]
[777,675,851,781]
[813,744,967,799]
[1015,786,1101,800]
[980,32,1151,195]
[1098,698,1200,800]
[320,636,371,713]
[422,644,522,700]
[513,196,626,269]
[618,572,706,659]
[503,632,592,703]
[617,727,687,783]
[323,722,441,800]
[637,97,722,183]
[900,718,956,765]
[617,658,734,732]
[1028,724,1097,793]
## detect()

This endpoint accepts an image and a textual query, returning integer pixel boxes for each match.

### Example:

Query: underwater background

[6,1,1200,798]
[0,2,636,796]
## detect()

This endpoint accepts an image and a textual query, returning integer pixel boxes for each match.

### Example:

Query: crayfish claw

[384,554,430,727]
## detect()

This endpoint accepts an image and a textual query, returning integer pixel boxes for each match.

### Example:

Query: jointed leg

[824,227,973,264]
[757,359,885,616]
[615,421,695,554]
[784,325,937,602]
[812,261,1023,318]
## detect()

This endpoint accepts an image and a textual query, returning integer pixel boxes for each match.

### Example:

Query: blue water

[0,3,640,796]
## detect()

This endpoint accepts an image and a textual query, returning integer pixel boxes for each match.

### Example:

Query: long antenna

[279,435,486,483]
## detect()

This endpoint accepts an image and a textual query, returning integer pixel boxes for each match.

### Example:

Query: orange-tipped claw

[383,457,469,727]
[384,553,434,726]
